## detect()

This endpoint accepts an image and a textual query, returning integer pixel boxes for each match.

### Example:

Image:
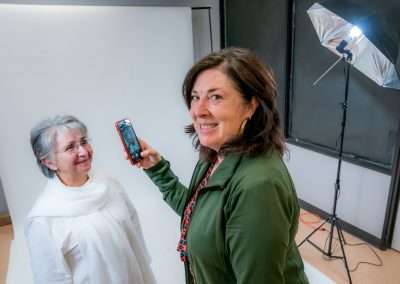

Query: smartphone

[115,119,142,163]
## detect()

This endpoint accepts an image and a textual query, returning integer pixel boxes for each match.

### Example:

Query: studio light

[349,26,362,39]
[298,2,400,284]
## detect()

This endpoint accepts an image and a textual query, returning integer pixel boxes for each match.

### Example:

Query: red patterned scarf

[177,161,216,262]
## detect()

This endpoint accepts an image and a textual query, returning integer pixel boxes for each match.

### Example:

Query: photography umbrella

[297,2,400,284]
[308,1,400,89]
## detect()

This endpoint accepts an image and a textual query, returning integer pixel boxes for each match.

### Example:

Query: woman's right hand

[131,138,162,170]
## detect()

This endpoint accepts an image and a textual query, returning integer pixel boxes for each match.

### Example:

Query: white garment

[25,173,157,284]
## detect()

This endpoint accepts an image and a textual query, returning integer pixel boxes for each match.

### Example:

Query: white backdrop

[0,4,196,284]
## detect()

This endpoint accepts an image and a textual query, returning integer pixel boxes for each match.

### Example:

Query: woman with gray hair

[26,115,156,284]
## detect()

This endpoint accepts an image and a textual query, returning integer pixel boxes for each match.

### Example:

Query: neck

[57,173,89,187]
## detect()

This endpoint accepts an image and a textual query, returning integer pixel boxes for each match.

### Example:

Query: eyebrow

[62,136,87,147]
[191,88,222,94]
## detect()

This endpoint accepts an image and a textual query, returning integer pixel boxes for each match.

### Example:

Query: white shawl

[26,174,156,284]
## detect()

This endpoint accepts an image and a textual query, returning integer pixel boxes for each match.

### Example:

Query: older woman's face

[190,68,257,151]
[50,128,93,185]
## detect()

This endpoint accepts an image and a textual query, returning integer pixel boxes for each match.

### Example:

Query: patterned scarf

[177,161,216,262]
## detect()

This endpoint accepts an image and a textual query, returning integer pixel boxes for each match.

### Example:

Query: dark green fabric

[146,151,309,284]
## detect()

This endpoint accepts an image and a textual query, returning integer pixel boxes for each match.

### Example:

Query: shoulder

[235,151,291,187]
[224,152,298,218]
[91,171,119,184]
[92,174,138,218]
[27,180,55,219]
[91,172,125,193]
[92,173,134,206]
[225,152,295,207]
[24,216,52,239]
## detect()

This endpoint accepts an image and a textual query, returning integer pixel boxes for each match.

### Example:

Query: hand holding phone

[133,138,162,169]
[115,119,162,169]
[115,119,142,164]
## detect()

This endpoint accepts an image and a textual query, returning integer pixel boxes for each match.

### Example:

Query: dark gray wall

[224,0,290,120]
[224,0,400,173]
[290,0,400,171]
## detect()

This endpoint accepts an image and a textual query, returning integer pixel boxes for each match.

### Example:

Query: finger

[140,149,157,158]
[132,160,142,168]
[138,138,149,149]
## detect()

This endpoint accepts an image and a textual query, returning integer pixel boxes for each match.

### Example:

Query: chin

[199,139,211,148]
[199,141,219,152]
[77,163,91,173]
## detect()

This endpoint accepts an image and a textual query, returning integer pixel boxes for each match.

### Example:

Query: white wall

[0,4,196,284]
[0,179,9,213]
[392,203,400,251]
[285,144,391,238]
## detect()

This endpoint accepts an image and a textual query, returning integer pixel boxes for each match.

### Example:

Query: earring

[239,118,250,135]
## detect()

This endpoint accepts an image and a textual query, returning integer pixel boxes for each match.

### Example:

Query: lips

[200,123,217,129]
[197,122,218,133]
[74,158,91,166]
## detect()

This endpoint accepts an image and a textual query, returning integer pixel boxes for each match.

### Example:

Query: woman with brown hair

[126,47,309,284]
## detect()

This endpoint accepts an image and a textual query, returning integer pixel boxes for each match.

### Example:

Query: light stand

[298,52,353,284]
[304,2,400,281]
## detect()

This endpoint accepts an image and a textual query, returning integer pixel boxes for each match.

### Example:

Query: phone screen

[116,119,141,162]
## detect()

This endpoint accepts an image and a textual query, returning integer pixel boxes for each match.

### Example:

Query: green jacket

[146,151,309,284]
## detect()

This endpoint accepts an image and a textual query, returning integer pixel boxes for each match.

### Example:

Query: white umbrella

[307,2,400,89]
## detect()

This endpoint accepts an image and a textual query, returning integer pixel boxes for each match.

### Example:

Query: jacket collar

[195,154,242,191]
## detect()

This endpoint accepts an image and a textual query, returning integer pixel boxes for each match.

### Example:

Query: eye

[80,137,89,145]
[64,144,75,152]
[190,94,200,102]
[209,94,222,101]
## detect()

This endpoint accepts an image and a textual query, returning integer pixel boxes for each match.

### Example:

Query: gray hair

[30,115,88,178]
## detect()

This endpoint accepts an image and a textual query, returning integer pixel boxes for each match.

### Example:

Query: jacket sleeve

[25,219,73,284]
[225,179,294,284]
[145,158,190,216]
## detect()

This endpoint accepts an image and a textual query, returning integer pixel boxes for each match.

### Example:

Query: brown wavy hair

[182,47,285,161]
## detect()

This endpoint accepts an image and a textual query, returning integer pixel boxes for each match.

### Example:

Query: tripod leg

[327,216,336,257]
[336,222,352,284]
[298,217,330,247]
[338,221,348,245]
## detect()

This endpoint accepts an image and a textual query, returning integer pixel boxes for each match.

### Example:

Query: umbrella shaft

[313,56,343,86]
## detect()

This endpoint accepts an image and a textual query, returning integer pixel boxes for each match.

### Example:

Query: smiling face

[189,68,258,151]
[43,128,93,186]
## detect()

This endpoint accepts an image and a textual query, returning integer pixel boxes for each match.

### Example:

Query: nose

[191,96,209,117]
[77,143,90,157]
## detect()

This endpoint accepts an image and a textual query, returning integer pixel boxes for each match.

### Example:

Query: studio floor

[0,224,12,284]
[1,209,400,284]
[297,210,400,284]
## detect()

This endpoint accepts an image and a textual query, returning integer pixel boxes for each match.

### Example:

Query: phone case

[115,119,142,164]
